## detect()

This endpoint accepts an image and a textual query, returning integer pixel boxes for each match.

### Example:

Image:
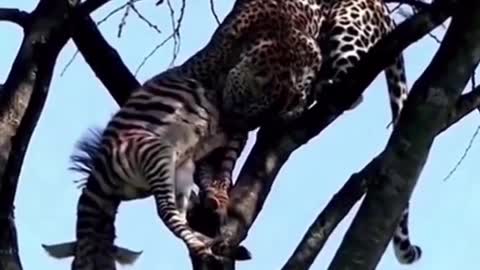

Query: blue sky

[1,1,479,269]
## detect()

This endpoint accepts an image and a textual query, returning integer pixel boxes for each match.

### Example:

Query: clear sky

[1,1,479,270]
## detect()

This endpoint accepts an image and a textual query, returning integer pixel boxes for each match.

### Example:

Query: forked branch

[0,8,29,27]
[215,0,460,259]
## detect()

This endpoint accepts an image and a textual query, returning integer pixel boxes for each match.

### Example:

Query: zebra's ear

[42,242,76,258]
[113,246,143,265]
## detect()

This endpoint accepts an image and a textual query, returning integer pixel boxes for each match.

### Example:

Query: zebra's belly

[116,183,151,201]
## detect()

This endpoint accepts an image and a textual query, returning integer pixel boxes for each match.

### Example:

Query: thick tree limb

[442,85,480,131]
[0,8,29,27]
[214,0,459,259]
[327,1,480,269]
[281,167,370,270]
[0,1,119,269]
[77,0,111,15]
[71,15,139,105]
[0,1,78,269]
[282,85,480,269]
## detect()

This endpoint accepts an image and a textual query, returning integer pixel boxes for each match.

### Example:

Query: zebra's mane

[70,127,104,188]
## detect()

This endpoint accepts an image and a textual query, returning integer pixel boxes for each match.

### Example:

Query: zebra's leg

[202,131,248,216]
[392,203,422,264]
[43,183,141,270]
[143,143,214,258]
[175,158,196,221]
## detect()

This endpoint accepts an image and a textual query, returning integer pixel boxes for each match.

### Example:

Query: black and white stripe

[42,72,249,269]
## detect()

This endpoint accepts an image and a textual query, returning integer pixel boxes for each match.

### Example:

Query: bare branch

[281,168,369,270]
[442,85,480,130]
[327,1,480,268]
[442,125,480,181]
[130,4,162,35]
[210,0,221,25]
[166,0,181,67]
[78,0,112,15]
[0,8,29,27]
[60,0,144,76]
[135,0,186,75]
[59,51,80,77]
[117,0,133,38]
[0,1,76,268]
[96,0,143,25]
[71,15,140,105]
[284,80,480,269]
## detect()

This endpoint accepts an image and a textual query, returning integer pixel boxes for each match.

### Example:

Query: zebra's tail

[41,242,142,265]
[69,127,104,189]
[42,127,143,266]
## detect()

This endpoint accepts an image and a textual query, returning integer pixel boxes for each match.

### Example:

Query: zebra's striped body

[42,71,250,269]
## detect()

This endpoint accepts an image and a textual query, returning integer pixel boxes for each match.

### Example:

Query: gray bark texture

[0,1,78,269]
[327,0,480,269]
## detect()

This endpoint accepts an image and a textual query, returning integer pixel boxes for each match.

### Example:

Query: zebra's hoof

[211,239,252,261]
[204,196,221,211]
[232,245,251,261]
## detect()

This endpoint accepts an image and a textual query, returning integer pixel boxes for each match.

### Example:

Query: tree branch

[0,1,80,269]
[282,83,480,270]
[327,0,480,268]
[71,15,139,105]
[281,167,370,270]
[214,0,459,257]
[442,85,480,131]
[77,0,111,15]
[0,8,29,28]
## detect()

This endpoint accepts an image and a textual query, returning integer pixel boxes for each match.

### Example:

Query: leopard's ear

[42,242,76,258]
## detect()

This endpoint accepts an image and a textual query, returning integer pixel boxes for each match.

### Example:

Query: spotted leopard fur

[199,0,421,265]
[178,0,326,213]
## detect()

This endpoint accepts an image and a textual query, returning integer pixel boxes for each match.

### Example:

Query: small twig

[60,51,80,77]
[281,169,369,270]
[117,0,133,38]
[135,0,185,75]
[442,68,480,181]
[389,3,405,15]
[96,0,142,25]
[442,124,480,181]
[77,0,110,15]
[61,0,143,76]
[166,0,184,67]
[427,31,443,43]
[209,0,221,25]
[0,8,29,27]
[130,4,162,35]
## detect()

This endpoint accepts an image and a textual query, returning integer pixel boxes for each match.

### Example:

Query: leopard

[198,0,421,265]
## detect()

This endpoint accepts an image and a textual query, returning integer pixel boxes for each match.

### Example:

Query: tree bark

[0,0,111,269]
[327,1,480,268]
[282,83,480,270]
[214,0,459,258]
